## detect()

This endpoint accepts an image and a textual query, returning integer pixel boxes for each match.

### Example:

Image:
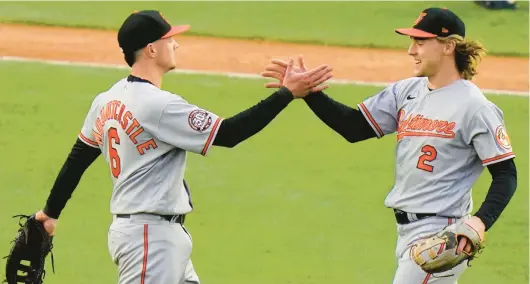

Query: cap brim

[161,25,190,38]
[395,28,437,38]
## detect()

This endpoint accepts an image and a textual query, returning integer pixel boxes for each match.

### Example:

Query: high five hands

[261,55,333,98]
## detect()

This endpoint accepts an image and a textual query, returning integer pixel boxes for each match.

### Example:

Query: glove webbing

[2,215,56,284]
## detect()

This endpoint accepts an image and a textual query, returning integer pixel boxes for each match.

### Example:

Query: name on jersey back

[92,100,158,155]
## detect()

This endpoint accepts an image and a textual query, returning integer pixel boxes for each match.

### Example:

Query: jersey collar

[127,75,154,86]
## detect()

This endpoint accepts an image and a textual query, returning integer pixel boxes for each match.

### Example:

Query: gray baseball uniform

[358,77,515,283]
[79,77,222,284]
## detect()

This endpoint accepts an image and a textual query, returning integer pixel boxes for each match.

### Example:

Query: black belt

[393,209,436,225]
[116,213,185,225]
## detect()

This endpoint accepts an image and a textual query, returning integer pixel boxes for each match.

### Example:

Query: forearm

[303,91,376,142]
[213,87,294,147]
[43,138,101,218]
[474,158,517,231]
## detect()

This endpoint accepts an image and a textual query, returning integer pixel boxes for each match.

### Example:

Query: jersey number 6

[108,127,121,178]
[417,145,437,172]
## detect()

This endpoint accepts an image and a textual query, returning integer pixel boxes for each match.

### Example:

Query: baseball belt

[393,209,437,225]
[116,213,185,225]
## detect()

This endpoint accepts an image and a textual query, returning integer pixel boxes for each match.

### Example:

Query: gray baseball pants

[392,215,471,284]
[108,213,200,284]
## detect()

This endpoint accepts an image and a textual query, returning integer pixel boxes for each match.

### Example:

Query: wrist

[278,86,296,100]
[302,91,324,103]
[472,213,489,231]
[43,205,59,219]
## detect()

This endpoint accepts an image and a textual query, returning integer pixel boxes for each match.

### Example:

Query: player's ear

[146,43,157,58]
[443,39,456,55]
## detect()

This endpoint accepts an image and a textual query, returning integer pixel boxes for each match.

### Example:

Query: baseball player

[261,7,518,283]
[31,10,332,284]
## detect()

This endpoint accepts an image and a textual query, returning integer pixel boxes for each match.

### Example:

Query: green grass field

[0,61,527,283]
[0,1,528,56]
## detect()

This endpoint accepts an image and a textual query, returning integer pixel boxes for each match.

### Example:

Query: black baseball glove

[3,214,55,284]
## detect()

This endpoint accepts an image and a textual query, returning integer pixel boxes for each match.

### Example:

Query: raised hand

[261,55,331,94]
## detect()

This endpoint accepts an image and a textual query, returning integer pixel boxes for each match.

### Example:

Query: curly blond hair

[437,35,487,80]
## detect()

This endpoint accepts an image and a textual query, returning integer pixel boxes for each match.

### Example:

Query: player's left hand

[261,55,330,92]
[3,212,56,284]
[35,210,57,236]
[410,217,486,274]
[281,58,333,98]
[457,216,485,255]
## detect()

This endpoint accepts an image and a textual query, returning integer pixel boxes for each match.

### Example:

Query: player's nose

[173,39,179,50]
[407,42,417,56]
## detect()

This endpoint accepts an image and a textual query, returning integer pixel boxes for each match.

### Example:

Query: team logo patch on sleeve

[495,125,512,149]
[188,109,213,132]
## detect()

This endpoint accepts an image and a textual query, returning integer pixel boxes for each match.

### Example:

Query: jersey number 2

[417,145,437,172]
[108,127,121,178]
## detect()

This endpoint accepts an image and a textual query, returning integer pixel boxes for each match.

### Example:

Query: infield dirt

[0,23,527,92]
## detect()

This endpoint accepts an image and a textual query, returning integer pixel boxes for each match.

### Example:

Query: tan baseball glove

[409,221,485,274]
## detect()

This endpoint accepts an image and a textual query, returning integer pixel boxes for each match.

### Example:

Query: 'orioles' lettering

[93,100,156,155]
[397,110,456,140]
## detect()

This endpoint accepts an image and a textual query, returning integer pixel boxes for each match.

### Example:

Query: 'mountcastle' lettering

[93,100,158,155]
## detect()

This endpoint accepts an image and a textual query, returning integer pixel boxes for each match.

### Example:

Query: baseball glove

[409,221,485,274]
[3,214,55,284]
